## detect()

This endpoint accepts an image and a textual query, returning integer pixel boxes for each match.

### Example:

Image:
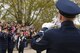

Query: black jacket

[17,35,27,49]
[8,32,15,49]
[0,32,8,49]
[31,21,80,53]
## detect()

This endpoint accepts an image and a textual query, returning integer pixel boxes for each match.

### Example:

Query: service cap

[56,0,80,15]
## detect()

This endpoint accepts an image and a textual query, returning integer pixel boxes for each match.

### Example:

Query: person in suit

[31,0,80,53]
[17,30,27,53]
[8,27,15,53]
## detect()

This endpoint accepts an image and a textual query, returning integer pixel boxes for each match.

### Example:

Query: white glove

[42,23,55,29]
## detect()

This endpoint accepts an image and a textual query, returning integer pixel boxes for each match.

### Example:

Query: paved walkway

[7,44,46,53]
[13,49,46,53]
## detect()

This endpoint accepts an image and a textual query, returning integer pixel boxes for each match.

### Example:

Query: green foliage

[0,0,57,31]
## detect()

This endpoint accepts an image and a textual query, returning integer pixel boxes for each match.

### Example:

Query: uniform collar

[61,20,76,29]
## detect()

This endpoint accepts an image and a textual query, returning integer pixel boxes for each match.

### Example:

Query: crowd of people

[0,21,36,53]
[1,0,80,53]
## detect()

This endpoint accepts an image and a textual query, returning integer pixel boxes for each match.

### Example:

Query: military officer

[31,0,80,53]
[0,28,8,53]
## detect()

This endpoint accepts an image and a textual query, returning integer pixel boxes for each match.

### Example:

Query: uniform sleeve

[31,31,49,51]
[0,32,7,39]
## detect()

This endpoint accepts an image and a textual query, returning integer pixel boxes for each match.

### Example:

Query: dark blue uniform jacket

[31,21,80,53]
[0,32,8,49]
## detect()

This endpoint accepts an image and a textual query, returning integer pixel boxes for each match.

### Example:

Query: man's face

[20,31,23,36]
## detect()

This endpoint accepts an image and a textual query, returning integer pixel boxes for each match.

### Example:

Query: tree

[0,0,57,31]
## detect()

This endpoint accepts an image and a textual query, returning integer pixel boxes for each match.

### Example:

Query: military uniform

[0,32,8,53]
[34,27,48,53]
[31,0,80,53]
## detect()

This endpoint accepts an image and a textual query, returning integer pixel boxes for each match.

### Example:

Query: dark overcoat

[31,21,80,53]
